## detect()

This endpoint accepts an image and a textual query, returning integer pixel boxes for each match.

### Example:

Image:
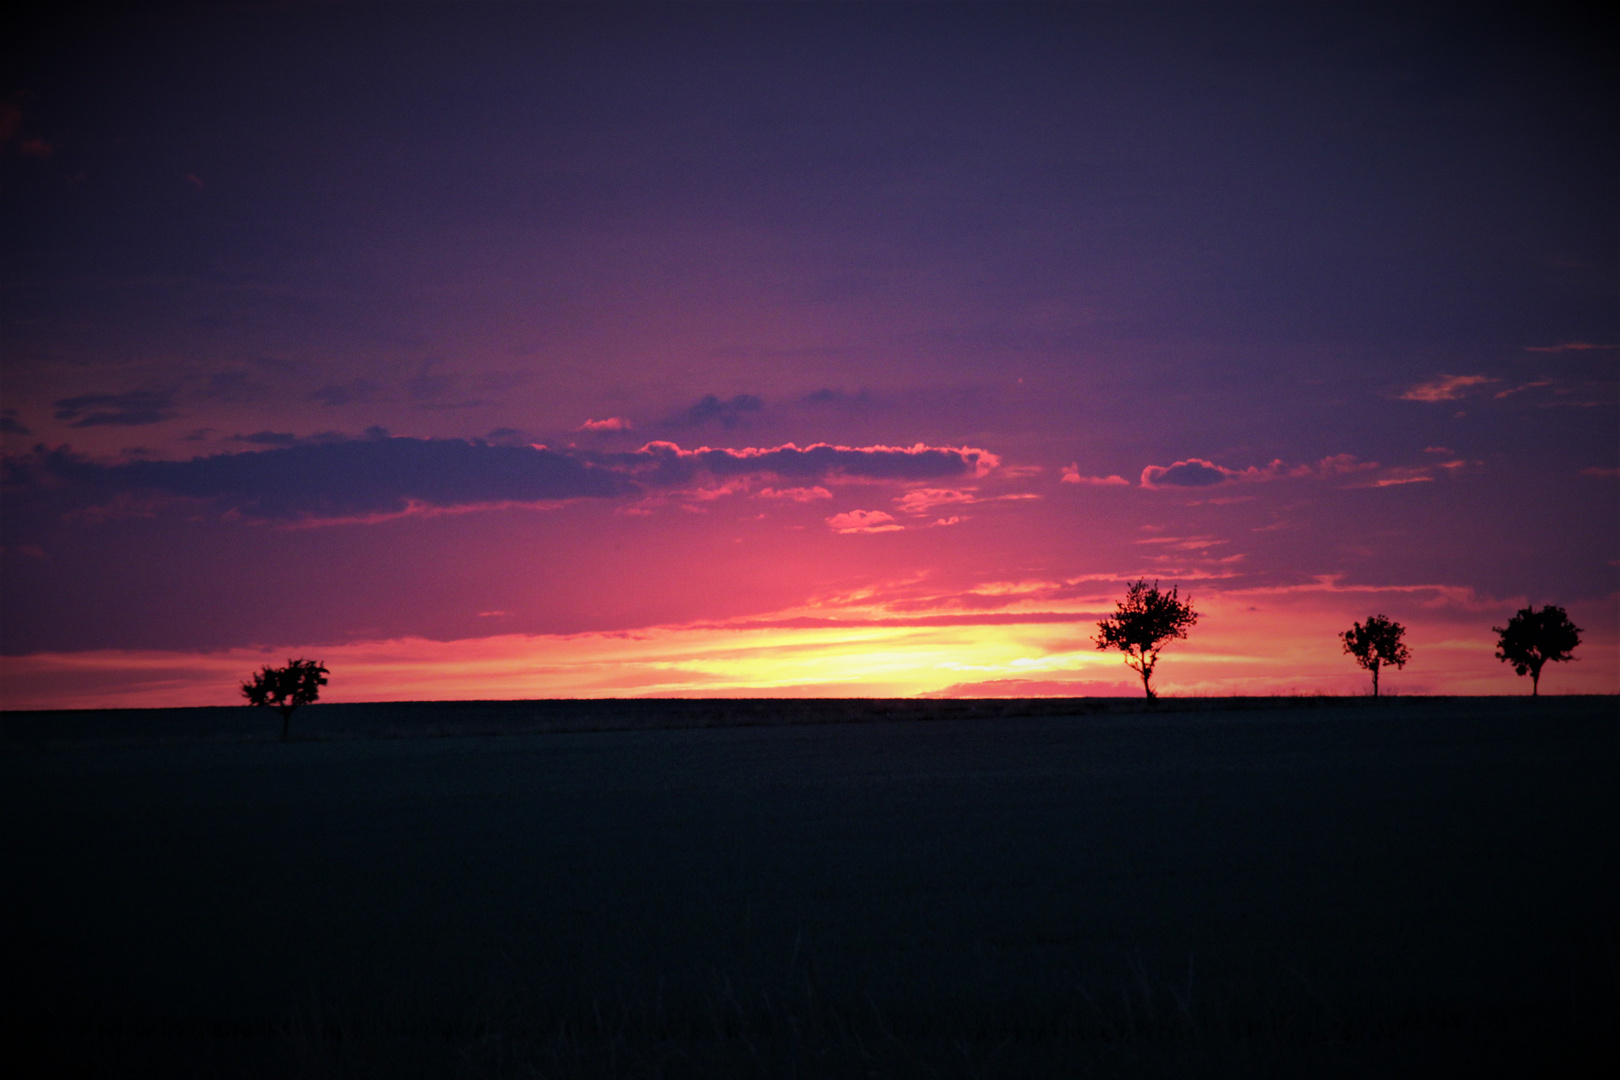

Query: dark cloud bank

[51,390,177,428]
[589,441,992,489]
[7,436,991,522]
[1141,458,1229,488]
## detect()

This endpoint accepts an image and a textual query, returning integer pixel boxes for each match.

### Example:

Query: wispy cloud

[1349,456,1471,489]
[1134,534,1227,551]
[1493,380,1552,399]
[666,394,763,430]
[1523,342,1619,353]
[893,487,979,514]
[1398,374,1497,402]
[826,509,903,534]
[52,390,176,428]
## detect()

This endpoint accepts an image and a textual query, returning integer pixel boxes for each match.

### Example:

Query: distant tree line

[1094,581,1582,699]
[239,590,1585,734]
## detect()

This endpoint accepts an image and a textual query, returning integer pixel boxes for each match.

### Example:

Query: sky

[2,1,1615,709]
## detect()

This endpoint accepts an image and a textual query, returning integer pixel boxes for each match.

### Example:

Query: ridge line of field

[5,694,1614,749]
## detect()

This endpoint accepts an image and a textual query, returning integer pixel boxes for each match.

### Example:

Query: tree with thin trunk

[1340,615,1409,697]
[1094,579,1199,699]
[1494,605,1581,696]
[242,658,329,741]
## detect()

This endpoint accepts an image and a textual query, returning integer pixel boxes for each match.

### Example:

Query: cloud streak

[826,509,903,533]
[1523,342,1619,353]
[16,438,635,521]
[1140,454,1375,490]
[52,390,177,428]
[1397,375,1497,402]
[8,436,1002,524]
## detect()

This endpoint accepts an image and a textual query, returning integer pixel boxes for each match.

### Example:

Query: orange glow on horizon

[3,586,1614,711]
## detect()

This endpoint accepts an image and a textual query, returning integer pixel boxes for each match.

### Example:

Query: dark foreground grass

[3,697,1616,1077]
[23,962,1616,1078]
[26,951,1615,1079]
[0,692,1472,747]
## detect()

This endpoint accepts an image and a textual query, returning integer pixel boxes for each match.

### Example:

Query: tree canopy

[1093,579,1199,699]
[1494,605,1581,696]
[1339,615,1409,697]
[242,658,329,741]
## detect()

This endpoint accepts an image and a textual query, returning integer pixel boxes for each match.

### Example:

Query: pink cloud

[1061,463,1130,485]
[578,416,631,432]
[1398,374,1497,402]
[894,487,978,513]
[757,485,832,501]
[826,509,904,533]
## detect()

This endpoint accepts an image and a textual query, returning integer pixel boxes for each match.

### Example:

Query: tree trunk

[1371,663,1379,698]
[1141,667,1155,700]
[1531,666,1540,697]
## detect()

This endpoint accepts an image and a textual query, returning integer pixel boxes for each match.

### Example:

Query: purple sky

[2,3,1615,705]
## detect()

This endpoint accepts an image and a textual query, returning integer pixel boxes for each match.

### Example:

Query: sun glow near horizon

[3,585,1612,711]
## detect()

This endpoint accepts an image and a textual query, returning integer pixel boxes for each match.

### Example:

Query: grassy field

[3,696,1616,1077]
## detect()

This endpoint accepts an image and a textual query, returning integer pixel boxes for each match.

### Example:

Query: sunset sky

[2,2,1615,709]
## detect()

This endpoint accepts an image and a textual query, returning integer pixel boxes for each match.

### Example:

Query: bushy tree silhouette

[242,658,329,741]
[1340,615,1409,697]
[1094,579,1199,699]
[1494,605,1581,696]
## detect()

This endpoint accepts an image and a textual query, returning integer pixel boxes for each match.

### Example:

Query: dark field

[3,697,1616,1077]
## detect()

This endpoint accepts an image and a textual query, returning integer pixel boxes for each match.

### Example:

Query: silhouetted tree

[242,658,328,741]
[1494,605,1581,696]
[1094,579,1199,699]
[1340,615,1409,697]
